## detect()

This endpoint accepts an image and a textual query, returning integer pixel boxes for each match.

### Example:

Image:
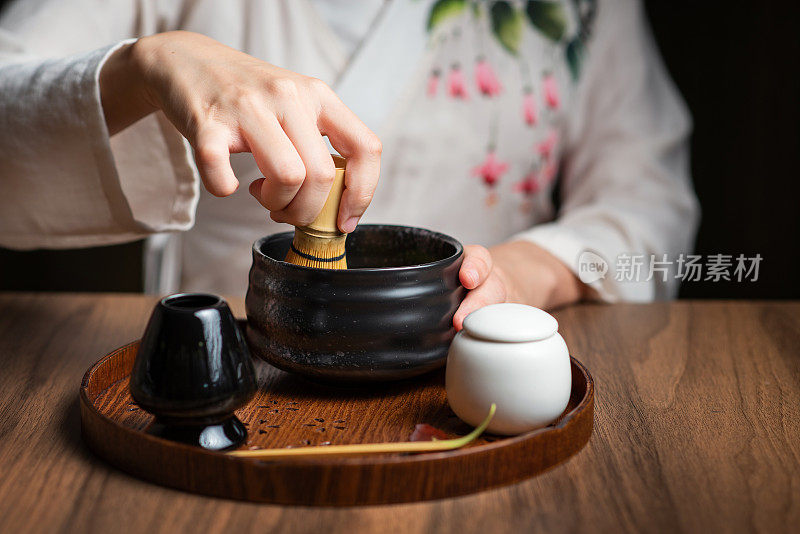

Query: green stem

[229,404,496,460]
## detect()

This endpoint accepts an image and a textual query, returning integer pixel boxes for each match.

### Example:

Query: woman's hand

[453,241,587,330]
[100,31,381,232]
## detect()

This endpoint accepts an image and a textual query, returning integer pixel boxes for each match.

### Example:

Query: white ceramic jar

[445,303,572,435]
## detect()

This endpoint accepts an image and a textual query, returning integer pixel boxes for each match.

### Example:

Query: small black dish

[130,293,257,451]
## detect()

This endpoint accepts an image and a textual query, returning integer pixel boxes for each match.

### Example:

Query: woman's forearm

[99,41,157,136]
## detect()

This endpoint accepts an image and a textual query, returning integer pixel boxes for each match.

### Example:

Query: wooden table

[0,294,798,533]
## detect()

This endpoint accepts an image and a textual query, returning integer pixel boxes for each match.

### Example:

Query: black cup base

[146,416,247,451]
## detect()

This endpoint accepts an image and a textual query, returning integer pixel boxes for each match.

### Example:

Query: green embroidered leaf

[471,0,482,19]
[526,0,567,42]
[490,1,525,55]
[566,37,585,81]
[427,0,467,32]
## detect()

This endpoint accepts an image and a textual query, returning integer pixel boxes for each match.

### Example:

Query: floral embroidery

[473,149,509,206]
[446,64,470,99]
[513,167,542,212]
[514,169,541,196]
[522,90,538,126]
[536,129,559,159]
[472,150,510,188]
[474,57,503,96]
[567,0,598,81]
[424,0,596,204]
[542,72,560,110]
[426,0,596,75]
[540,158,559,185]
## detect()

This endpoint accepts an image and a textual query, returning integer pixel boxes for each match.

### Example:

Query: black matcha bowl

[246,225,466,383]
[130,293,257,450]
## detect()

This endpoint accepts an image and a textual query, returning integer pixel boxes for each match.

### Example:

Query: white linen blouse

[0,0,699,300]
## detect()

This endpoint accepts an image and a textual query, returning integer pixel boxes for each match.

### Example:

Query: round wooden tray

[80,340,594,506]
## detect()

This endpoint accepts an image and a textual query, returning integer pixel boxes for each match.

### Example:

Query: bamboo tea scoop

[229,405,496,460]
[284,154,348,269]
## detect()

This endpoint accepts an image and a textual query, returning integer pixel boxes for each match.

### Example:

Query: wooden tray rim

[80,340,594,505]
[81,340,594,467]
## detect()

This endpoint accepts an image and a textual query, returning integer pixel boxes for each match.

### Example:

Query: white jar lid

[462,303,558,342]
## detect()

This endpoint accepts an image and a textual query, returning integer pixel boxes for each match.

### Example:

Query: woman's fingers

[338,152,381,233]
[268,96,337,226]
[193,128,239,197]
[459,245,493,289]
[134,32,379,226]
[453,273,508,330]
[243,112,306,213]
[317,92,381,233]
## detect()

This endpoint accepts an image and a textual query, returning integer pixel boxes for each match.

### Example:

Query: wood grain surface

[0,294,798,533]
[79,343,592,505]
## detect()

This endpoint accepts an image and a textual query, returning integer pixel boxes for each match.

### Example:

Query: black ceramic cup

[246,225,466,382]
[130,293,257,451]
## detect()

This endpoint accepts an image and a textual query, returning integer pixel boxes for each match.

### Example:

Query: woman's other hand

[100,31,381,233]
[453,241,587,330]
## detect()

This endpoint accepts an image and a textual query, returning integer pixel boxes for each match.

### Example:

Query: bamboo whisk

[284,155,348,269]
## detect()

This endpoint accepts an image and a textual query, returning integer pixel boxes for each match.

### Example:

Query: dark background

[648,2,799,299]
[1,1,798,297]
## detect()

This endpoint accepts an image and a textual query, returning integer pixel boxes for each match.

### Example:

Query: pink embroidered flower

[472,151,509,188]
[514,170,541,196]
[541,159,560,184]
[522,90,538,126]
[475,58,502,97]
[543,73,560,110]
[427,69,441,98]
[446,65,469,100]
[536,129,559,160]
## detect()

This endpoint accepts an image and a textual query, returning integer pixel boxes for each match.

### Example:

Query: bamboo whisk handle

[285,154,349,269]
[297,154,346,238]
